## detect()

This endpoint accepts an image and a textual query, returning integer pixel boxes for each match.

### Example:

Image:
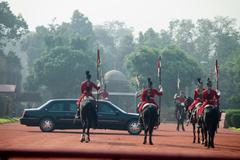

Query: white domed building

[104,70,135,112]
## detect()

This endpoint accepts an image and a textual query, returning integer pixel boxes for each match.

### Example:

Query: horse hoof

[80,138,84,143]
[193,140,195,143]
[150,142,154,145]
[143,141,146,144]
[198,140,200,144]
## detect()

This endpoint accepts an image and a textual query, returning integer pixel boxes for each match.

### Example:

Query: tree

[137,28,161,49]
[125,46,202,106]
[25,46,95,98]
[220,49,240,107]
[0,1,28,47]
[169,19,195,54]
[213,17,240,64]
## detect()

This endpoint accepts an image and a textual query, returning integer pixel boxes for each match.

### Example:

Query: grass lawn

[0,117,19,124]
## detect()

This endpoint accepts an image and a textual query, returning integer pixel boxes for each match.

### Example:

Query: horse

[141,103,158,145]
[76,97,97,143]
[185,97,204,144]
[202,105,219,148]
[175,102,187,131]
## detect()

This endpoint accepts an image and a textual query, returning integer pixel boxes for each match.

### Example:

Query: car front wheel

[40,118,55,132]
[127,120,142,135]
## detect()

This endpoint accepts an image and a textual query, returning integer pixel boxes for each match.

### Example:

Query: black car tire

[127,120,142,135]
[39,118,55,132]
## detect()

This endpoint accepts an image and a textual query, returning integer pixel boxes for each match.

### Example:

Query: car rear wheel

[127,120,142,135]
[40,118,55,132]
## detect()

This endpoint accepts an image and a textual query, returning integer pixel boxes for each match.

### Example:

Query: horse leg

[149,127,154,145]
[143,128,148,144]
[210,127,215,148]
[197,127,200,143]
[85,126,90,143]
[204,130,208,147]
[201,127,205,144]
[207,131,211,148]
[81,125,85,143]
[181,120,185,131]
[176,121,179,131]
[193,124,196,143]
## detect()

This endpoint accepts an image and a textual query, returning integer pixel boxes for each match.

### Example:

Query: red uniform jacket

[202,89,219,105]
[175,96,186,103]
[188,88,205,111]
[138,88,163,113]
[197,89,220,115]
[77,80,100,106]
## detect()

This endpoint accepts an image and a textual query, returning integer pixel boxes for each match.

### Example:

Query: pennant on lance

[157,56,161,77]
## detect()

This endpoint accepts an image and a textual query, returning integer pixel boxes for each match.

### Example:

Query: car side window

[48,102,65,112]
[69,102,77,112]
[98,103,115,114]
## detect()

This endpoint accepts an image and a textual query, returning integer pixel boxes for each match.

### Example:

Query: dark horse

[175,102,187,131]
[141,103,158,145]
[76,97,97,143]
[202,105,219,148]
[185,97,204,144]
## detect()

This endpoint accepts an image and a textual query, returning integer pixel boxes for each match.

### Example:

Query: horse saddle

[142,103,157,110]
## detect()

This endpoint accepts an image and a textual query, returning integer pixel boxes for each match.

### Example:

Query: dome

[104,70,127,82]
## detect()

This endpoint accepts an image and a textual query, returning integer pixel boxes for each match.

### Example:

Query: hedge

[224,109,240,128]
[231,114,240,128]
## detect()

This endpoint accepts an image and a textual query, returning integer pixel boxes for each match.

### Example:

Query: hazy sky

[6,0,240,35]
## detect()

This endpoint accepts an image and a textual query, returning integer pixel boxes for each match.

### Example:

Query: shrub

[231,114,240,128]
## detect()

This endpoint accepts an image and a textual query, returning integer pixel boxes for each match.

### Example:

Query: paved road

[0,122,240,159]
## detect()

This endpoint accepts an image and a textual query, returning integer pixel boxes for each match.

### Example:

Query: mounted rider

[174,90,187,113]
[174,90,187,107]
[76,71,100,118]
[188,78,205,111]
[136,78,163,124]
[197,78,220,116]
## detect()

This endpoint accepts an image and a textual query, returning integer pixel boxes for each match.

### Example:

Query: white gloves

[96,80,101,88]
[174,93,177,99]
[159,85,163,92]
[216,89,221,96]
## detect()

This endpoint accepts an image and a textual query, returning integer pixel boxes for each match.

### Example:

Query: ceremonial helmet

[147,77,153,88]
[207,78,212,87]
[85,70,91,80]
[197,78,203,89]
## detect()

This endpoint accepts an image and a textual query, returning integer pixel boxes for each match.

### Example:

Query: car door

[46,101,75,128]
[97,102,123,129]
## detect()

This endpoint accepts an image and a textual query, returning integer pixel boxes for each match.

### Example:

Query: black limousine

[20,99,142,135]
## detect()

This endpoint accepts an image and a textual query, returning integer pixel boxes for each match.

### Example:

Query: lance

[215,59,220,108]
[215,59,219,90]
[177,72,180,94]
[135,74,141,108]
[157,56,162,124]
[96,48,101,103]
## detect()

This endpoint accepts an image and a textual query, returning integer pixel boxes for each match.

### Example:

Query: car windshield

[108,101,127,114]
[38,100,53,109]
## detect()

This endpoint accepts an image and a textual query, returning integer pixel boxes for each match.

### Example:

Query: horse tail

[203,106,219,131]
[143,105,157,130]
[80,99,97,129]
